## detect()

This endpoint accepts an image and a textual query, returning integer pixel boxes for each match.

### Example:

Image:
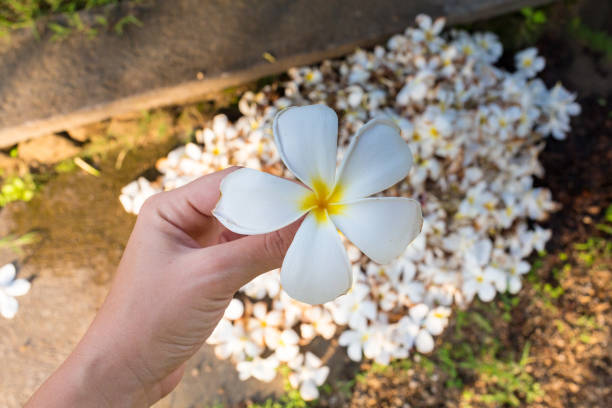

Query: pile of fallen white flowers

[119,15,579,400]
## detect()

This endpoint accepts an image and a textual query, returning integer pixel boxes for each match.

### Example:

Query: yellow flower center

[429,126,440,138]
[299,177,345,223]
[476,276,484,283]
[523,58,533,67]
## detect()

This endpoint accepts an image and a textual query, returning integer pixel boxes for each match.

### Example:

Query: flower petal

[213,168,310,234]
[477,283,496,302]
[330,197,422,264]
[281,212,352,305]
[347,342,363,362]
[415,330,434,353]
[4,279,30,297]
[0,294,18,319]
[0,263,16,285]
[300,380,319,401]
[273,105,338,188]
[335,118,413,201]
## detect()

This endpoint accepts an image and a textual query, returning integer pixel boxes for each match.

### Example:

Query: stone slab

[0,0,552,148]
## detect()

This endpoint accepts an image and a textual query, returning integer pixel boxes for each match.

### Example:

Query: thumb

[190,219,302,295]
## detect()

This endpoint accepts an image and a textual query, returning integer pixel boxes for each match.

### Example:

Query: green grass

[0,174,37,206]
[0,231,42,255]
[0,0,141,40]
[569,17,612,61]
[247,365,311,408]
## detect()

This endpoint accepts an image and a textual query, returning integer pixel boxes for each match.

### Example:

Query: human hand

[27,167,300,407]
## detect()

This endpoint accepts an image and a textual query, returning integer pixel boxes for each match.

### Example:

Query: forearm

[26,328,150,408]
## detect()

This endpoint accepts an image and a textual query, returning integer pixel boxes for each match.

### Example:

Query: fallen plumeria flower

[0,263,30,319]
[214,104,423,304]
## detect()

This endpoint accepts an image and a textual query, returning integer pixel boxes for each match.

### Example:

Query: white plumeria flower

[300,306,336,340]
[393,304,437,354]
[274,291,306,327]
[288,352,330,401]
[209,320,262,361]
[412,14,445,51]
[408,304,437,353]
[473,32,502,63]
[547,83,581,118]
[248,302,283,348]
[214,105,423,304]
[0,263,30,319]
[515,48,545,78]
[462,259,504,302]
[488,104,521,140]
[272,329,300,362]
[223,298,244,320]
[330,282,377,330]
[376,282,399,311]
[365,261,403,284]
[424,306,451,335]
[531,225,551,252]
[371,321,408,365]
[338,324,378,362]
[237,355,279,382]
[240,270,281,299]
[506,259,531,294]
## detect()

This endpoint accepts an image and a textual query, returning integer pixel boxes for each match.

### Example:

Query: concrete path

[0,0,550,147]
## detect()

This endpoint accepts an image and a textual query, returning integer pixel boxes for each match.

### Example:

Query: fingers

[144,167,242,247]
[188,218,303,296]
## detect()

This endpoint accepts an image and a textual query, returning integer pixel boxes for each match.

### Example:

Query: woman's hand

[27,167,300,407]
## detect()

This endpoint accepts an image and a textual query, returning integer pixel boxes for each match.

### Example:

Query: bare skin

[26,167,300,407]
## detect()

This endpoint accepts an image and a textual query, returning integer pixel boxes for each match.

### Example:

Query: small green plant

[248,364,310,408]
[0,231,42,254]
[113,14,141,34]
[595,204,612,235]
[248,388,309,408]
[520,7,547,30]
[569,18,612,61]
[499,293,520,322]
[574,237,611,267]
[0,1,141,41]
[0,174,37,206]
[55,158,78,173]
[460,342,542,407]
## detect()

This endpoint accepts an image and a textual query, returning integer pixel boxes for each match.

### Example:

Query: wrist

[27,332,152,408]
[69,341,151,407]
